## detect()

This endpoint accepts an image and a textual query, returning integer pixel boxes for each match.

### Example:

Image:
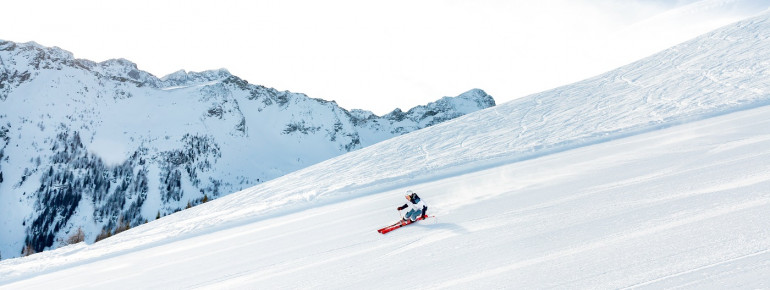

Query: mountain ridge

[0,39,494,258]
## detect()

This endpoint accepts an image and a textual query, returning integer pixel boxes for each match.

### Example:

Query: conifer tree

[22,244,36,256]
[67,227,85,244]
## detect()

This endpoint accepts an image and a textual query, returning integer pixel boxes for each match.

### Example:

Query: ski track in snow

[624,248,770,289]
[435,197,770,288]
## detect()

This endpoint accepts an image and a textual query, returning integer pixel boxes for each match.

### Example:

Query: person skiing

[377,190,432,234]
[397,190,427,223]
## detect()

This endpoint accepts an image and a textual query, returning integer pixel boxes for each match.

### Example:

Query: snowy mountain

[2,12,770,288]
[0,40,495,259]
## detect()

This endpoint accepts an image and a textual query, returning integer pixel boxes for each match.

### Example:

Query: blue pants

[404,209,422,221]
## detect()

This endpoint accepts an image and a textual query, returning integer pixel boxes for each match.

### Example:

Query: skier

[397,190,428,223]
[377,190,432,234]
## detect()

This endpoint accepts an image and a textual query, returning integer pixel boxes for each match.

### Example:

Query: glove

[397,205,407,211]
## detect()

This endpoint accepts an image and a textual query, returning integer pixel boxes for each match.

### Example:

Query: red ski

[377,215,434,234]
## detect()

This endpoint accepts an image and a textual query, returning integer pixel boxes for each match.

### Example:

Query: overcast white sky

[2,0,769,114]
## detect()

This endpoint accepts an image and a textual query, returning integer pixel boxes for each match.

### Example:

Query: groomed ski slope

[2,86,770,289]
[2,12,770,290]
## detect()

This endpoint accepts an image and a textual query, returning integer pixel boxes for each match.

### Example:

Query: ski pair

[377,215,434,234]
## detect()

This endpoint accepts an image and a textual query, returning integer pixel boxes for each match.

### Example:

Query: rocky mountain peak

[160,68,232,87]
[456,88,496,108]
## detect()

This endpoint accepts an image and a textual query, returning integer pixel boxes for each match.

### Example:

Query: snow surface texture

[1,11,770,289]
[0,39,494,259]
[3,93,769,289]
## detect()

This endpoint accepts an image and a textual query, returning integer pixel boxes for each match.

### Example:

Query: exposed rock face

[0,39,495,258]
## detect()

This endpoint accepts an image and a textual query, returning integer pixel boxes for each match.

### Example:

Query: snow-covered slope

[0,41,495,259]
[1,12,770,289]
[3,93,769,289]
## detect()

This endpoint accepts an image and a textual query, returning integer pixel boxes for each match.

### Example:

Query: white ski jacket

[399,193,428,213]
